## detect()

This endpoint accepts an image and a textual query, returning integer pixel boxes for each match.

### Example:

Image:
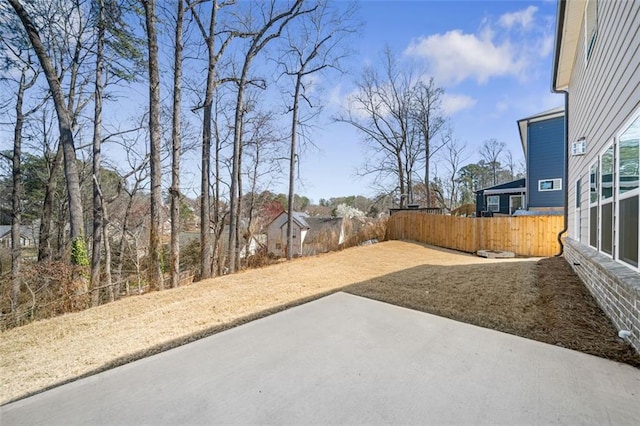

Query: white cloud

[442,93,477,115]
[405,30,525,85]
[499,6,538,30]
[404,5,555,86]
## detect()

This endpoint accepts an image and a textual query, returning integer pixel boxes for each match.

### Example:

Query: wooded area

[387,212,565,257]
[0,0,527,326]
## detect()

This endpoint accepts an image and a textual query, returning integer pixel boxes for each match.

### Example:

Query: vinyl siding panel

[527,116,565,208]
[567,0,640,242]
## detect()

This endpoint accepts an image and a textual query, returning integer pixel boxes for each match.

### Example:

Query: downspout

[554,90,569,256]
[552,0,568,256]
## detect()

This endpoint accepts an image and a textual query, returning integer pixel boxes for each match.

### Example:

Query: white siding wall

[267,213,287,255]
[567,0,640,243]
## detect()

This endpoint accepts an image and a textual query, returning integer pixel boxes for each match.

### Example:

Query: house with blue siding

[518,106,566,212]
[475,107,565,217]
[475,179,526,216]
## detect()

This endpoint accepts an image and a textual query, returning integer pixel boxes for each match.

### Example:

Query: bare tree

[8,67,40,312]
[169,0,185,288]
[90,0,106,306]
[413,78,445,206]
[141,0,163,290]
[227,0,313,272]
[336,48,416,207]
[434,127,468,210]
[8,0,87,262]
[278,0,356,260]
[186,0,236,280]
[1,9,43,311]
[480,138,506,186]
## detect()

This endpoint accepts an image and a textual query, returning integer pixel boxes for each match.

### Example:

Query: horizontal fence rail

[387,212,565,257]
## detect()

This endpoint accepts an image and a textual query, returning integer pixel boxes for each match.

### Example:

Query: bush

[0,261,90,330]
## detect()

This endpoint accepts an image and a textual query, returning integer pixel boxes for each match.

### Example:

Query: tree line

[0,0,521,320]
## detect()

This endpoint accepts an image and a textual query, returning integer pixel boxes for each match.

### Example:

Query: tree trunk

[9,0,85,256]
[39,143,63,261]
[90,0,106,306]
[10,70,27,313]
[286,74,302,260]
[103,205,114,302]
[171,0,184,288]
[228,75,246,273]
[424,126,430,207]
[142,0,164,290]
[198,1,220,280]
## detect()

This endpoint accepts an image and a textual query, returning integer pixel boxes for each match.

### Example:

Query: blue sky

[286,0,564,203]
[0,0,564,205]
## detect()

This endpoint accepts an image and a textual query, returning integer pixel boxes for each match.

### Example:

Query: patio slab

[2,292,639,425]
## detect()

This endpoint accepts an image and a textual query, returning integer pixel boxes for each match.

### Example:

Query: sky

[280,0,564,203]
[0,0,565,206]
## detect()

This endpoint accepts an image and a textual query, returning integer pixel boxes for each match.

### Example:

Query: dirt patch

[1,241,638,405]
[533,257,640,365]
[346,255,640,368]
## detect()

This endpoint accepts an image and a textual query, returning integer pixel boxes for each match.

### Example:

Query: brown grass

[1,240,637,405]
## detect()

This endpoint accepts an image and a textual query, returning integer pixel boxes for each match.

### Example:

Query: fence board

[387,212,565,257]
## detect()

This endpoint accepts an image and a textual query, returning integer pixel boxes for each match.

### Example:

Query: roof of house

[274,211,310,229]
[517,106,565,157]
[552,0,583,91]
[476,178,526,195]
[0,225,39,241]
[303,217,344,243]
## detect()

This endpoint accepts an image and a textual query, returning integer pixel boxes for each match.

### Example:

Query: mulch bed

[532,257,640,367]
[347,255,640,368]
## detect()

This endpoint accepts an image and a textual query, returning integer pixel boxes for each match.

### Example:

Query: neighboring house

[518,106,566,212]
[475,179,526,216]
[0,225,39,249]
[267,212,344,257]
[552,0,640,350]
[475,107,566,217]
[301,217,345,256]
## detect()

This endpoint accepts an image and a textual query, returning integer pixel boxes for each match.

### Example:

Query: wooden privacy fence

[387,212,565,257]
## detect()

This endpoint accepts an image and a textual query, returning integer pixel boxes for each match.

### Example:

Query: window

[587,109,640,270]
[487,195,500,212]
[585,0,598,61]
[275,243,281,250]
[589,162,598,248]
[538,178,562,191]
[617,112,639,267]
[600,144,614,255]
[292,228,297,239]
[509,195,523,214]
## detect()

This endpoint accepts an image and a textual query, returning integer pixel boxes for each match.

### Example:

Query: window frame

[589,161,599,249]
[584,0,598,62]
[486,195,500,212]
[599,143,614,258]
[615,109,640,270]
[538,178,563,192]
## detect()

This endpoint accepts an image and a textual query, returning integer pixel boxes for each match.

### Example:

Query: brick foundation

[564,238,640,353]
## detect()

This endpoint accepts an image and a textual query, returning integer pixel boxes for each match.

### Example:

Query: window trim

[599,142,614,258]
[509,194,524,215]
[584,0,598,62]
[614,109,640,271]
[538,178,562,192]
[487,195,500,212]
[589,161,599,249]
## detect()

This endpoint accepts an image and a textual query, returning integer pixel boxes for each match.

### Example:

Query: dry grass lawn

[1,240,638,405]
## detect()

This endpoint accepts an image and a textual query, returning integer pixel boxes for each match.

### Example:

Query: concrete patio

[2,292,639,425]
